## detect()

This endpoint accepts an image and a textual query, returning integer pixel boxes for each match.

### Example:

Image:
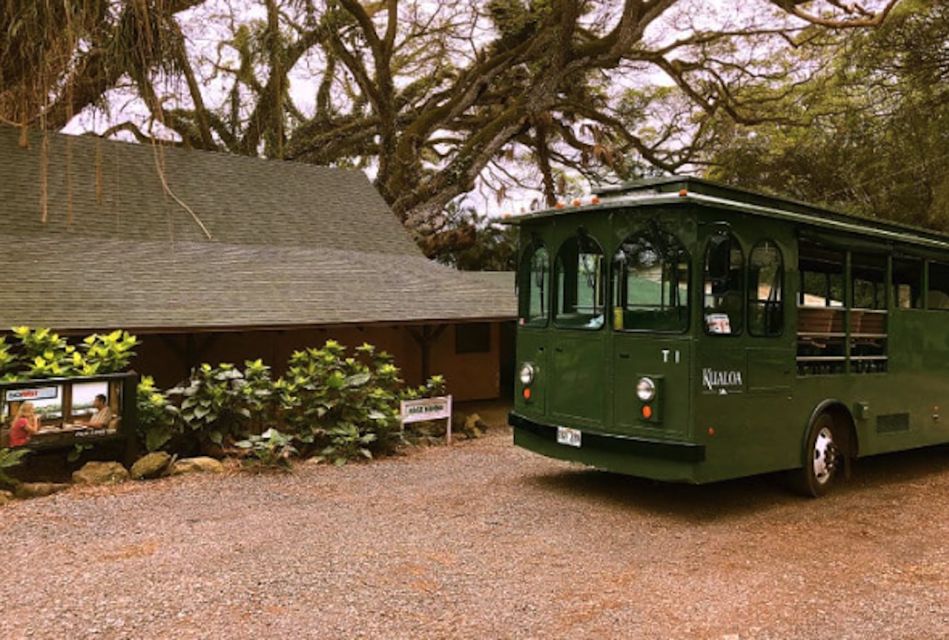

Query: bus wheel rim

[813,426,835,484]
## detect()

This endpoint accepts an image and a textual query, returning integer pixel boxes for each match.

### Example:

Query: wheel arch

[805,399,859,462]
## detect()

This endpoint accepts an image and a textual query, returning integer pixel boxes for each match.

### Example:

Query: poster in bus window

[705,313,732,334]
[3,380,119,448]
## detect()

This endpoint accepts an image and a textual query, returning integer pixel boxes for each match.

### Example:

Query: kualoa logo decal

[702,368,743,394]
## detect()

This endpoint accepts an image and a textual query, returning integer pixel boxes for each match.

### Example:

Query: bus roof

[502,176,949,251]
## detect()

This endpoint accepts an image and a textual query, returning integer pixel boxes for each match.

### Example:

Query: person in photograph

[9,402,40,447]
[81,394,113,428]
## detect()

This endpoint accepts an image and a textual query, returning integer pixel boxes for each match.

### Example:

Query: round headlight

[636,377,656,402]
[519,363,535,385]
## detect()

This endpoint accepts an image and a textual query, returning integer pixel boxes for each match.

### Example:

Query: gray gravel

[1,414,947,639]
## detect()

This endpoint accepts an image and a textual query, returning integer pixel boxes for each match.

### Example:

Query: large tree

[2,0,901,252]
[704,0,948,229]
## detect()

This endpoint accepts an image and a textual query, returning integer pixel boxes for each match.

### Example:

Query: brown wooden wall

[131,322,514,402]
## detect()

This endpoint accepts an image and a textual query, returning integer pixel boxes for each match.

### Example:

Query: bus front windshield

[554,233,605,330]
[612,228,690,332]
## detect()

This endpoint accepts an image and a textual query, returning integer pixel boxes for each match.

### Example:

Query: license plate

[556,427,582,448]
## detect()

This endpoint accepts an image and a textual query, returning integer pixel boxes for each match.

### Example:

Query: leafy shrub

[167,361,272,450]
[136,376,181,452]
[0,447,28,488]
[1,327,140,380]
[235,428,297,470]
[81,330,140,374]
[12,326,79,378]
[402,374,447,401]
[0,338,18,382]
[278,341,404,464]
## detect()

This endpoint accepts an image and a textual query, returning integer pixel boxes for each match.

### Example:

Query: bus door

[610,226,692,436]
[548,233,608,425]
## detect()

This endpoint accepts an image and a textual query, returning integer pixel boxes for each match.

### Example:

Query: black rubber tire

[794,412,841,498]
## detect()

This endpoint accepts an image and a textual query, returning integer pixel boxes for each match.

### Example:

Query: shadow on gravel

[527,444,949,523]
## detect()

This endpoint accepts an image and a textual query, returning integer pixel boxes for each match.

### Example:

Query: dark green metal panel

[612,335,691,438]
[549,332,607,425]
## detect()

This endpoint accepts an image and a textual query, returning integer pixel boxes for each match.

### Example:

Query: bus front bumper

[509,412,706,483]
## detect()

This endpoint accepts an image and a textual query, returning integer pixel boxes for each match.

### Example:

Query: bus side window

[704,233,744,335]
[928,261,949,310]
[554,233,605,330]
[519,243,550,326]
[892,258,923,309]
[748,241,783,336]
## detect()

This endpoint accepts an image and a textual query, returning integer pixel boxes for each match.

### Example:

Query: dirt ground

[1,405,947,639]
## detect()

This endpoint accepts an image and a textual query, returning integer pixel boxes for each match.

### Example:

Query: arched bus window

[554,232,605,330]
[704,232,744,335]
[518,243,550,326]
[612,228,689,332]
[748,240,784,336]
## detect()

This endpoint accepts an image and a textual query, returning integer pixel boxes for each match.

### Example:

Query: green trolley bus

[507,177,949,496]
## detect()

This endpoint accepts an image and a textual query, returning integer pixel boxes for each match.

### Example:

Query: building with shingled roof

[0,126,515,400]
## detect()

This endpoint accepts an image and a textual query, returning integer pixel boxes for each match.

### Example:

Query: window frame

[926,260,949,311]
[611,229,691,335]
[702,232,745,337]
[747,239,785,338]
[552,232,606,331]
[892,255,924,310]
[518,242,551,327]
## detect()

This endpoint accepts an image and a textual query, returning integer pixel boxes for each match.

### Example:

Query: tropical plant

[66,442,93,463]
[82,330,140,374]
[402,375,448,401]
[317,424,376,467]
[0,447,28,488]
[136,376,181,452]
[239,359,277,432]
[278,341,404,463]
[167,362,265,449]
[11,326,78,378]
[0,338,18,382]
[235,428,297,470]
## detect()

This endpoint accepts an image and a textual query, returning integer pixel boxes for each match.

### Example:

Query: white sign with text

[400,395,453,444]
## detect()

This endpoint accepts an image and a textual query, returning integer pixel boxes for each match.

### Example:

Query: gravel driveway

[2,410,947,640]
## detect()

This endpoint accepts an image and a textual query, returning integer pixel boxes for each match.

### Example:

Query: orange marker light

[572,198,582,207]
[523,387,532,400]
[707,426,716,436]
[678,188,688,197]
[591,196,600,205]
[641,404,653,419]
[555,202,565,209]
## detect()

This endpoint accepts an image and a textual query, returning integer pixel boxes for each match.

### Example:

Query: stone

[170,456,225,476]
[0,490,14,505]
[130,452,172,480]
[463,413,487,438]
[72,461,129,485]
[14,482,70,499]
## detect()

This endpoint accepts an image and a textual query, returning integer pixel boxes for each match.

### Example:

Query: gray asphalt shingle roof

[0,126,515,331]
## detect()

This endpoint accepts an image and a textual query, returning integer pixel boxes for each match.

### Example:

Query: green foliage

[0,327,140,381]
[136,376,181,452]
[167,361,273,449]
[402,375,448,401]
[278,341,404,463]
[430,204,517,271]
[0,447,28,488]
[12,326,78,378]
[317,424,376,466]
[0,338,18,382]
[235,428,297,470]
[66,442,93,463]
[82,330,140,374]
[704,1,949,229]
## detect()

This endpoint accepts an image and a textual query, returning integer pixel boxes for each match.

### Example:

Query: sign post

[399,395,453,444]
